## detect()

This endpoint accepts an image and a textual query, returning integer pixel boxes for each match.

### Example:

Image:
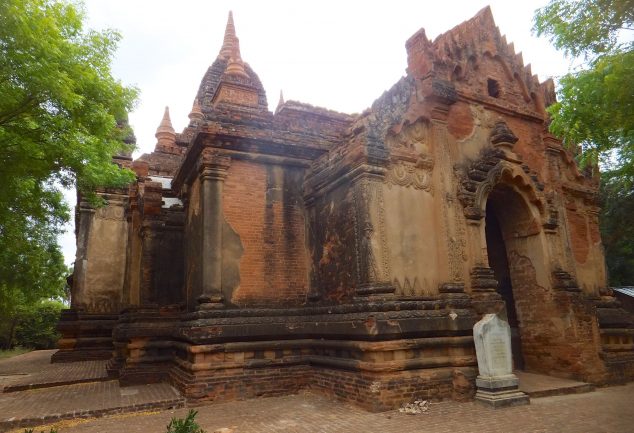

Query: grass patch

[0,347,31,359]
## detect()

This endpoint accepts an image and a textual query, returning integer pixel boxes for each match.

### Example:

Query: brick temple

[54,8,634,410]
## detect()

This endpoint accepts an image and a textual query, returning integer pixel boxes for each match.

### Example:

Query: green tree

[534,0,634,179]
[534,1,634,286]
[0,298,65,350]
[13,299,66,349]
[0,0,138,314]
[600,171,634,286]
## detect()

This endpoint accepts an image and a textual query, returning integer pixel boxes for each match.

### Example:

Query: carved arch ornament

[457,124,558,230]
[476,162,543,218]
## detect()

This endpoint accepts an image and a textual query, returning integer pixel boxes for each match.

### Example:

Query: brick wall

[223,160,309,306]
[508,250,606,382]
[565,198,590,264]
[171,364,311,404]
[169,358,476,411]
[309,367,475,411]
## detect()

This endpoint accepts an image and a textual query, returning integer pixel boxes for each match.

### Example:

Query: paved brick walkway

[2,351,633,433]
[0,380,184,431]
[0,351,184,432]
[516,370,595,397]
[10,383,634,433]
[0,350,108,392]
[0,350,58,375]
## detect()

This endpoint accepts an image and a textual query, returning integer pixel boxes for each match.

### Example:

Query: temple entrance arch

[484,182,545,371]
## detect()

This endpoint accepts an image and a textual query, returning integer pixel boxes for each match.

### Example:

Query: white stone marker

[473,313,529,408]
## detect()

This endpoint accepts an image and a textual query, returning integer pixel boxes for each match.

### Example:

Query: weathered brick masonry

[55,7,634,409]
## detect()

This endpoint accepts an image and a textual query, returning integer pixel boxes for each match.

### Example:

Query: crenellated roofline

[405,6,555,118]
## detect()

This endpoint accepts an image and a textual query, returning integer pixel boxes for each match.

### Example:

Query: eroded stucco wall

[75,199,128,312]
[307,183,358,302]
[185,177,203,310]
[383,180,439,296]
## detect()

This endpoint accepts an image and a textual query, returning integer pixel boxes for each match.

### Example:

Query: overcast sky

[59,0,571,265]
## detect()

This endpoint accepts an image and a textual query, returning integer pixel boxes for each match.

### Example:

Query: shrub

[13,300,64,349]
[166,410,206,433]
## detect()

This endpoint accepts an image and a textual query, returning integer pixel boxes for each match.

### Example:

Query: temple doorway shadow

[485,185,528,371]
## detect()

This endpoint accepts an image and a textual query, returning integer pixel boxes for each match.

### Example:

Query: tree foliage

[0,285,66,349]
[0,299,65,350]
[534,0,634,57]
[0,0,138,308]
[14,299,65,349]
[535,1,634,286]
[534,0,634,180]
[600,171,634,285]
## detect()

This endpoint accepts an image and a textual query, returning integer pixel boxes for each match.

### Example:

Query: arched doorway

[484,183,541,371]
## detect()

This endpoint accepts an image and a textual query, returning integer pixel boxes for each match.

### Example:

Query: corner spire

[156,106,175,135]
[275,90,284,113]
[188,98,204,122]
[218,11,236,60]
[155,106,176,150]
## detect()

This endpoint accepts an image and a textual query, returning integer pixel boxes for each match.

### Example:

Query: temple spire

[218,11,236,60]
[210,11,264,109]
[155,106,176,149]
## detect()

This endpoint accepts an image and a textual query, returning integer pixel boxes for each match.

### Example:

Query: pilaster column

[71,200,95,308]
[139,180,163,306]
[426,78,466,290]
[197,150,231,309]
[353,129,394,299]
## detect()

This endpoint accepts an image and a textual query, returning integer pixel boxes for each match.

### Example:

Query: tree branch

[0,95,38,126]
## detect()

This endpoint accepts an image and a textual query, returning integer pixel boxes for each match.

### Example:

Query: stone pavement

[10,383,634,433]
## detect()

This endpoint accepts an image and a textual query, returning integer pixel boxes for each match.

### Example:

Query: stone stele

[474,314,529,408]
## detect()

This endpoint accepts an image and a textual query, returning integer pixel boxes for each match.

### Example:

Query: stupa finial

[224,37,249,78]
[218,11,236,60]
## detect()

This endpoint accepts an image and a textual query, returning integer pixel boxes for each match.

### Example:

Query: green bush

[14,300,64,349]
[166,410,206,433]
